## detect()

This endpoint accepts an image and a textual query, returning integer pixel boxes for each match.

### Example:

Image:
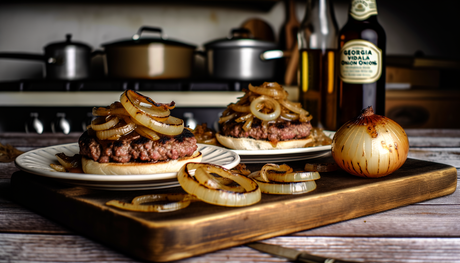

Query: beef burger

[216,82,314,150]
[79,90,202,175]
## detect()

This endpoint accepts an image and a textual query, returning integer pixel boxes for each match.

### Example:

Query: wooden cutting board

[10,157,457,262]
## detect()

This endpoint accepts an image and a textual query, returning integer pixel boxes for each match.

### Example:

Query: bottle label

[339,39,382,84]
[350,0,378,20]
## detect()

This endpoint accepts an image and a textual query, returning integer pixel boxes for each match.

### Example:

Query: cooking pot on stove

[0,34,94,80]
[100,26,197,79]
[202,28,288,81]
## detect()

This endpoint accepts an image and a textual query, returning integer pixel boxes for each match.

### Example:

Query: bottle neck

[301,0,334,24]
[347,0,379,21]
[284,0,297,22]
[298,0,338,50]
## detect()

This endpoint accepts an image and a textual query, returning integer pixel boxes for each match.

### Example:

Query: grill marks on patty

[79,129,198,163]
[221,119,312,144]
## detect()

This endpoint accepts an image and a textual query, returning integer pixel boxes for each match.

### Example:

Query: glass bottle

[297,0,339,130]
[337,0,386,127]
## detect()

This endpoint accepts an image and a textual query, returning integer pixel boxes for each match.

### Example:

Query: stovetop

[0,78,264,92]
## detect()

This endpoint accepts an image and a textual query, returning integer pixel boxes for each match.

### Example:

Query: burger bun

[216,133,314,150]
[81,150,203,175]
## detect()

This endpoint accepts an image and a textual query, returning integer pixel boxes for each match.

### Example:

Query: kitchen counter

[1,129,459,262]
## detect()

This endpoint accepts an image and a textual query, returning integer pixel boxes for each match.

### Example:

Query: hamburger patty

[79,129,198,163]
[221,119,312,142]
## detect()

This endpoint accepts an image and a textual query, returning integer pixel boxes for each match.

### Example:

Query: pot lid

[101,26,196,48]
[45,34,92,50]
[204,28,277,49]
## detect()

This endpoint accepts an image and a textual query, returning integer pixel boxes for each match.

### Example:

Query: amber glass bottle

[337,0,386,127]
[297,0,339,130]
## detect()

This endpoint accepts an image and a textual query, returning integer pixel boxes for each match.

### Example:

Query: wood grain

[2,234,460,263]
[1,130,459,263]
[9,157,457,262]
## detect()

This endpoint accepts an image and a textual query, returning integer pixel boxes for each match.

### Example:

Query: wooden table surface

[1,129,459,263]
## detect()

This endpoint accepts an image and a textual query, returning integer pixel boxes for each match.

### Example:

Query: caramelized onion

[194,167,246,193]
[235,113,253,123]
[120,91,184,136]
[250,95,281,121]
[252,170,320,182]
[252,176,317,195]
[278,99,309,116]
[219,113,236,124]
[121,90,170,121]
[91,116,119,131]
[248,82,287,99]
[95,121,136,140]
[259,163,293,182]
[92,102,130,117]
[106,193,193,212]
[242,115,254,132]
[135,125,160,141]
[248,163,320,195]
[178,163,261,207]
[230,104,250,113]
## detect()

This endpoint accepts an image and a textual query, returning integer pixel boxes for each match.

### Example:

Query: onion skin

[331,106,409,178]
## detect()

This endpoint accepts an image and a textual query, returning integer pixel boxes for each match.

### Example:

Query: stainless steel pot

[202,28,288,81]
[101,26,197,79]
[0,34,93,80]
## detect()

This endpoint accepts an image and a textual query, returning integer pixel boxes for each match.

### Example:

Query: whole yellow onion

[331,106,409,178]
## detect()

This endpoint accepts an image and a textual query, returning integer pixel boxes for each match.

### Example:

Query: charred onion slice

[178,163,261,207]
[250,95,281,121]
[121,91,184,136]
[121,90,170,121]
[242,115,254,132]
[280,111,300,121]
[259,163,293,182]
[194,167,246,193]
[127,89,175,110]
[278,99,309,116]
[252,176,317,195]
[251,170,320,182]
[91,116,119,131]
[92,102,130,117]
[218,113,236,124]
[55,153,82,171]
[231,104,251,113]
[135,125,160,141]
[95,121,136,140]
[106,193,193,212]
[248,82,287,99]
[235,113,253,123]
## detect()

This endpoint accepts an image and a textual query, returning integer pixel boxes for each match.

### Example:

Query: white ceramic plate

[232,131,334,163]
[15,143,240,191]
[238,150,331,163]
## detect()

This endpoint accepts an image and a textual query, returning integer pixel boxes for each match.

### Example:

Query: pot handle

[260,50,291,61]
[0,52,45,62]
[132,26,164,40]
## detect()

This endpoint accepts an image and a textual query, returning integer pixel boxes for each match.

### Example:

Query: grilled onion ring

[106,193,193,212]
[248,82,288,99]
[121,91,184,136]
[178,163,261,207]
[250,95,281,121]
[194,167,246,193]
[91,116,119,131]
[278,99,309,116]
[252,176,317,195]
[95,120,136,140]
[121,90,170,120]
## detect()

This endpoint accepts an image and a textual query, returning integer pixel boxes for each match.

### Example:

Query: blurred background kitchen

[0,0,459,134]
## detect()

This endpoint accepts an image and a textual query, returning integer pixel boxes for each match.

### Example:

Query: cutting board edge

[9,160,458,262]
